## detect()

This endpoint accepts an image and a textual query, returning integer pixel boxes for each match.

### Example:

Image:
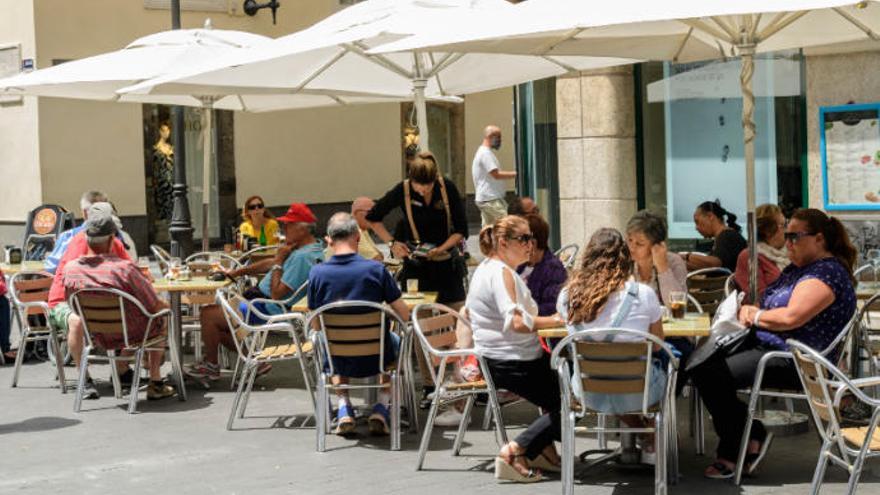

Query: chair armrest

[849,377,880,389]
[20,300,51,316]
[265,311,306,325]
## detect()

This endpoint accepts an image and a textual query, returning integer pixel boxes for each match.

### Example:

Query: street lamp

[243,0,281,24]
[169,0,194,257]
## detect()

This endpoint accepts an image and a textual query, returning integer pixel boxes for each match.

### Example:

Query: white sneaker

[433,408,470,427]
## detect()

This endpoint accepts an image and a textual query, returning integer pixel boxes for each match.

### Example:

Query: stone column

[556,66,638,249]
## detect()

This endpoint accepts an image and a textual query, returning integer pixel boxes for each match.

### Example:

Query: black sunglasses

[784,231,816,243]
[247,203,265,210]
[509,233,534,244]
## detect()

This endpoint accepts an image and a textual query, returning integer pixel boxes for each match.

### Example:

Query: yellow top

[239,218,280,246]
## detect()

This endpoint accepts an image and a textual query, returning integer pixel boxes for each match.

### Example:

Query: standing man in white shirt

[472,125,517,227]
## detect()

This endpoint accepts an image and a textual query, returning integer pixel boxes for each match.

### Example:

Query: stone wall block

[557,137,584,199]
[580,67,635,138]
[582,137,637,200]
[556,75,582,138]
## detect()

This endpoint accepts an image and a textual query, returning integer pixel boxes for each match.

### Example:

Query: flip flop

[704,461,735,480]
[746,432,774,475]
[495,455,543,483]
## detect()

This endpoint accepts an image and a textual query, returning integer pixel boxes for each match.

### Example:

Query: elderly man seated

[60,204,174,400]
[187,203,325,381]
[324,197,383,262]
[309,212,410,436]
[47,202,133,399]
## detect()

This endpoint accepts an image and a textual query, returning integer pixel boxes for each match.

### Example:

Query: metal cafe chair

[215,290,315,430]
[733,311,860,485]
[8,271,66,393]
[411,303,508,470]
[686,267,732,316]
[789,339,880,495]
[235,280,310,391]
[554,243,580,270]
[550,329,679,495]
[68,288,180,414]
[307,300,408,452]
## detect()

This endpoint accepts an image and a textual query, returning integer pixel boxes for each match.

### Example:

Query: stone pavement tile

[2,355,880,494]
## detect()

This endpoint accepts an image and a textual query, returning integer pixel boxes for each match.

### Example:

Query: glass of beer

[669,291,687,319]
[406,279,419,295]
[137,257,152,281]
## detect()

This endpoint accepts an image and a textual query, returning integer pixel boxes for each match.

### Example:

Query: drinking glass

[669,291,687,319]
[137,257,152,280]
[406,279,419,295]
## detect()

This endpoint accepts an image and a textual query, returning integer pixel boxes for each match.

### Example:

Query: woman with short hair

[519,213,567,316]
[626,210,687,304]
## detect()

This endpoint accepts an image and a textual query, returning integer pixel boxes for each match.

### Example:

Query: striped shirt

[62,254,161,344]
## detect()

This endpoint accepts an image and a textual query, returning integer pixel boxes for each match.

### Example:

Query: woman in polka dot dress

[693,208,857,480]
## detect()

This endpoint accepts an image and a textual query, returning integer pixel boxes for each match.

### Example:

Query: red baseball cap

[276,202,317,224]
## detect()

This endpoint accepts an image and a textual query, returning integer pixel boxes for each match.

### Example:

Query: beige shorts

[477,198,508,227]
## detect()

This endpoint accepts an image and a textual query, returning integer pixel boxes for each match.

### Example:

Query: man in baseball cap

[187,203,325,381]
[60,202,175,401]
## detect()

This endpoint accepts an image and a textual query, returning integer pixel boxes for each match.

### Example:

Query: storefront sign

[821,103,880,211]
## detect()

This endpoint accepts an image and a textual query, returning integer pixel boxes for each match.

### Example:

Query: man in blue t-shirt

[187,203,324,381]
[309,212,409,436]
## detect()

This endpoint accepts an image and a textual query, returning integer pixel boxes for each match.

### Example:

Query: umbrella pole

[412,54,430,152]
[413,79,430,152]
[739,42,759,302]
[201,98,214,252]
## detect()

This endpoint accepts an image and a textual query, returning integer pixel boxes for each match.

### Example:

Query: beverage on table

[407,279,419,295]
[669,290,687,319]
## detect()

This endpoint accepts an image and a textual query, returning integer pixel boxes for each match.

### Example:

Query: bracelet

[270,264,283,273]
[753,309,764,327]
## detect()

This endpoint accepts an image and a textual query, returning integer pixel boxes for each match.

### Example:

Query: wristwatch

[270,264,283,273]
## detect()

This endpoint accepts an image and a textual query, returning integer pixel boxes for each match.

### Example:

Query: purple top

[757,257,855,352]
[518,250,568,316]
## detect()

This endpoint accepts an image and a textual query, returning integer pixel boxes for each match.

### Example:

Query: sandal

[704,461,735,480]
[746,432,774,475]
[2,350,16,362]
[527,453,561,473]
[495,454,543,483]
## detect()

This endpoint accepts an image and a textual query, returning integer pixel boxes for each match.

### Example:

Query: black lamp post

[243,0,281,24]
[169,0,194,257]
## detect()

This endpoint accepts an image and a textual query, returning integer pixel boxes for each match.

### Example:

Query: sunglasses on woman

[247,203,264,210]
[783,231,816,243]
[509,233,534,244]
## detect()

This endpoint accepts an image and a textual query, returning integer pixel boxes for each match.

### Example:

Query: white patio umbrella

[375,0,880,300]
[0,24,426,250]
[118,0,637,152]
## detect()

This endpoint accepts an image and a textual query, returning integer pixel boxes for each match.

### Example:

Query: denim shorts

[577,361,668,414]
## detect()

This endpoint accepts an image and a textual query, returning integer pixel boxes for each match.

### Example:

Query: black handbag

[685,325,754,372]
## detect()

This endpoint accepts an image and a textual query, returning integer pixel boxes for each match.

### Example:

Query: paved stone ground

[2,350,880,494]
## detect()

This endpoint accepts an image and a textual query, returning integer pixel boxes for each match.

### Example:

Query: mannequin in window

[152,122,174,221]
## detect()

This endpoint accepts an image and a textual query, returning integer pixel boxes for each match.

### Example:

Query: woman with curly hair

[557,228,666,461]
[467,215,564,482]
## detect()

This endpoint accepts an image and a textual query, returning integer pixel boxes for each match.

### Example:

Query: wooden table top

[290,291,439,313]
[152,276,231,293]
[537,313,711,339]
[0,261,47,275]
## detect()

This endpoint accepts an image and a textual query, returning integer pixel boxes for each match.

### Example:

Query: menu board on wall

[821,103,880,211]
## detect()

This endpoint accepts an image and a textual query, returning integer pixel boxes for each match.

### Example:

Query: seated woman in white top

[557,228,666,456]
[467,215,563,483]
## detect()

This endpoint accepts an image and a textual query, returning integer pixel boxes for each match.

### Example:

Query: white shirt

[467,258,542,361]
[557,282,662,342]
[472,145,506,202]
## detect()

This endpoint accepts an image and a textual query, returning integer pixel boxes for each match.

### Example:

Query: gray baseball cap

[85,202,118,238]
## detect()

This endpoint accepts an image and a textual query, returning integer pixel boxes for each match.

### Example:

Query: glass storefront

[515,77,560,249]
[636,51,806,243]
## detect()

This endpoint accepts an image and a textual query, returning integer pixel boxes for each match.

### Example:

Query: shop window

[636,51,805,243]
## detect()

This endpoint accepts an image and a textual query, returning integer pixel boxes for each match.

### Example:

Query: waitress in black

[368,151,469,307]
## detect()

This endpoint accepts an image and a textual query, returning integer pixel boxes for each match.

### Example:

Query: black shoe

[118,368,135,390]
[81,378,99,400]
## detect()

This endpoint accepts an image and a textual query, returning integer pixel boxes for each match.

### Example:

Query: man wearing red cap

[187,202,324,380]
